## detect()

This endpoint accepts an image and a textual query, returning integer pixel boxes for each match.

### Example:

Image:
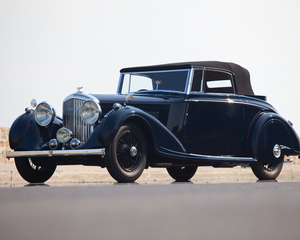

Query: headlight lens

[34,102,56,126]
[80,100,101,125]
[56,127,73,143]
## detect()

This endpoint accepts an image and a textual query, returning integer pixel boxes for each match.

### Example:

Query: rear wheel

[15,157,57,183]
[251,159,283,180]
[106,123,147,183]
[251,143,284,180]
[167,166,198,182]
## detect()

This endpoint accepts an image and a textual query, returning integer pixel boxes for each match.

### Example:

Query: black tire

[167,166,198,182]
[251,160,283,180]
[15,157,57,183]
[251,123,286,180]
[106,123,147,183]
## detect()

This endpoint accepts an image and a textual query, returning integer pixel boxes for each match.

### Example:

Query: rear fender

[250,112,300,162]
[97,106,186,153]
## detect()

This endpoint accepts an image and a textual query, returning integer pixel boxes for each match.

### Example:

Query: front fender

[9,111,35,149]
[250,112,300,161]
[97,106,186,153]
[9,111,63,151]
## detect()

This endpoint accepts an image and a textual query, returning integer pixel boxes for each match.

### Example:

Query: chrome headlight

[56,127,73,143]
[34,102,56,127]
[80,100,101,125]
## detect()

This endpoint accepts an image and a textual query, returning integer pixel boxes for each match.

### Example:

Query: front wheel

[15,157,57,183]
[167,166,198,182]
[106,123,147,183]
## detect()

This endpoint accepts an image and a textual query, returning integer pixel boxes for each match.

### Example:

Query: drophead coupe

[6,61,300,183]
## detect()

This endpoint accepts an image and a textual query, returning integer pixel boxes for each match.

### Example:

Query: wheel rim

[262,162,279,172]
[116,131,141,172]
[29,158,47,172]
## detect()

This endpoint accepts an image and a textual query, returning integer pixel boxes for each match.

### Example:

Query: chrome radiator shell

[63,93,99,143]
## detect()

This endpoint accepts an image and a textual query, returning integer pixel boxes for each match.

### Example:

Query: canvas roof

[120,61,254,95]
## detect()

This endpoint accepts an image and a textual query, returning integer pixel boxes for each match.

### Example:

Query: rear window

[204,70,234,94]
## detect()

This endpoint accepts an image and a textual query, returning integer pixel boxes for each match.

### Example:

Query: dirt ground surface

[1,156,300,187]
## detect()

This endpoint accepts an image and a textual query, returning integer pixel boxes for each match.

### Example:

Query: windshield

[119,70,190,94]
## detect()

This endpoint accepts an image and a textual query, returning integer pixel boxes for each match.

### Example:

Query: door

[183,69,260,156]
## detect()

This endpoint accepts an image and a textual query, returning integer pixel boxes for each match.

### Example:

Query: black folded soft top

[121,61,254,95]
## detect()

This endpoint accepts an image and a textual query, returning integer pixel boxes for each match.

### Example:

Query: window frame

[117,69,192,94]
[188,68,236,95]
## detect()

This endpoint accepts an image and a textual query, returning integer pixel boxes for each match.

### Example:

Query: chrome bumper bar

[6,149,105,159]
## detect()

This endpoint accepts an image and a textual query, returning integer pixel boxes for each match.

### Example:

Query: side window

[204,70,234,94]
[191,70,203,92]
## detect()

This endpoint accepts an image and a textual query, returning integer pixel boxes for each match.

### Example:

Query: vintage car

[6,61,300,183]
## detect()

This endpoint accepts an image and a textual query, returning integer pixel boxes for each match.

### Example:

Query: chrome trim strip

[185,68,194,95]
[200,68,205,93]
[159,147,256,162]
[63,92,99,103]
[186,97,275,112]
[184,69,192,94]
[280,145,291,150]
[128,74,131,93]
[6,149,105,158]
[117,74,123,93]
[284,158,293,163]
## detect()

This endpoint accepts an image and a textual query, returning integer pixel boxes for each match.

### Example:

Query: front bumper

[6,149,105,159]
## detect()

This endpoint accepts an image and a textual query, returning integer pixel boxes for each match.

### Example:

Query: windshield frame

[117,69,192,95]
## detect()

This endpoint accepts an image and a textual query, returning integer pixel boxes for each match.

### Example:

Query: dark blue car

[7,61,300,183]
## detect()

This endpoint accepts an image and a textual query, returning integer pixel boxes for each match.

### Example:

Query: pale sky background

[1,0,300,134]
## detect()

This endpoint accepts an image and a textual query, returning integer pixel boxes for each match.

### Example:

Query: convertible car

[6,61,300,183]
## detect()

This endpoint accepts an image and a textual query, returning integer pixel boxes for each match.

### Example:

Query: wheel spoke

[106,124,147,183]
[263,162,278,172]
[116,131,142,172]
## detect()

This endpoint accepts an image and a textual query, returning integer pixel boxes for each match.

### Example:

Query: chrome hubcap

[273,144,281,158]
[130,146,138,157]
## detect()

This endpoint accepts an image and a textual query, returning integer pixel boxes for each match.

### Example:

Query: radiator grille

[63,98,93,143]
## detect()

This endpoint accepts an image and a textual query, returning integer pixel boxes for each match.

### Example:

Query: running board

[158,147,256,163]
